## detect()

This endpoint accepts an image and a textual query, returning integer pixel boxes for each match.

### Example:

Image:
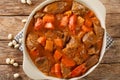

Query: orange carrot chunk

[54,50,62,62]
[85,19,92,27]
[51,65,55,74]
[55,63,62,78]
[37,36,46,46]
[85,11,94,18]
[30,48,39,60]
[69,63,87,78]
[60,16,69,27]
[43,14,55,23]
[34,18,43,30]
[69,14,77,34]
[54,38,63,48]
[82,25,92,32]
[61,56,76,67]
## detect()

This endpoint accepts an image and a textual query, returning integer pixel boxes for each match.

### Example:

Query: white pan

[23,0,106,80]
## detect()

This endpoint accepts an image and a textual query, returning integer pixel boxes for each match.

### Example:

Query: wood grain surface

[0,0,120,80]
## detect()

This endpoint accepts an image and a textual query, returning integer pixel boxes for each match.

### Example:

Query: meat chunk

[88,47,96,55]
[26,32,39,50]
[45,30,57,39]
[82,31,97,48]
[35,57,50,73]
[77,31,86,42]
[34,12,45,19]
[62,37,79,58]
[73,44,89,65]
[43,1,71,14]
[63,32,71,48]
[73,52,83,65]
[55,31,64,38]
[85,55,99,69]
[45,40,54,52]
[61,63,71,78]
[93,23,104,39]
[66,37,79,49]
[72,1,88,16]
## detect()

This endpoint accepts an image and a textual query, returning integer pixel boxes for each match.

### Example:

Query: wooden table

[0,0,120,80]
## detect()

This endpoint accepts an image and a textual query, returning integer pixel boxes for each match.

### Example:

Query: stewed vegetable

[26,0,104,79]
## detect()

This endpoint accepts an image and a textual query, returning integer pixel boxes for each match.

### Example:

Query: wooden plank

[100,0,120,4]
[0,64,119,80]
[81,63,120,80]
[101,38,120,63]
[0,40,23,65]
[0,0,120,16]
[0,16,26,40]
[0,14,120,40]
[0,65,32,80]
[0,0,44,16]
[106,14,120,38]
[0,38,120,65]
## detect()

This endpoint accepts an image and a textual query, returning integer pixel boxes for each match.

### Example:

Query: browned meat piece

[80,49,89,62]
[34,11,45,19]
[88,47,96,55]
[61,63,71,78]
[88,39,103,55]
[72,1,88,16]
[73,52,84,65]
[82,31,97,48]
[35,57,50,73]
[77,31,86,42]
[43,1,71,14]
[74,44,89,64]
[45,31,56,39]
[62,37,79,58]
[85,55,99,69]
[63,32,71,47]
[45,40,54,52]
[55,31,64,38]
[26,32,39,50]
[93,39,103,55]
[66,37,79,49]
[93,23,104,39]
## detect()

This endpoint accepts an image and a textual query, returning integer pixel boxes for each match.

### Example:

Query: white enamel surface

[23,0,106,80]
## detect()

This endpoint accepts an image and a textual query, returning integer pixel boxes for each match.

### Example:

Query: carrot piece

[77,16,85,26]
[85,19,92,27]
[69,14,77,34]
[91,17,100,25]
[43,14,55,23]
[64,10,72,16]
[37,36,46,46]
[44,22,54,29]
[34,18,43,30]
[60,16,69,27]
[69,63,87,78]
[85,11,94,18]
[61,56,76,67]
[55,63,62,78]
[82,25,92,32]
[51,65,55,74]
[30,48,39,60]
[54,50,62,62]
[45,40,53,52]
[54,38,63,48]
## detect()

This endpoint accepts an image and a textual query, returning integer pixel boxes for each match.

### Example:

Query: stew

[26,0,104,79]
